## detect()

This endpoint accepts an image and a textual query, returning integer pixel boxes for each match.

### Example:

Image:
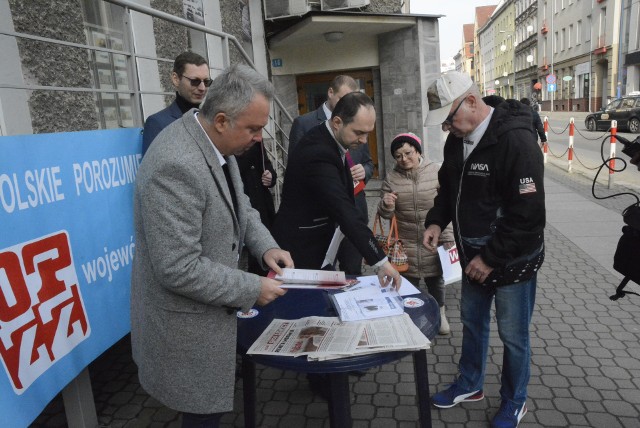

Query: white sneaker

[439,306,450,335]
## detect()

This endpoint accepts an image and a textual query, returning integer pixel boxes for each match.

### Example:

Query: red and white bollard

[543,116,549,163]
[567,118,575,172]
[609,120,618,189]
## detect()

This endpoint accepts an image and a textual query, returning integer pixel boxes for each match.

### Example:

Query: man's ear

[213,112,227,133]
[327,87,334,99]
[330,115,342,131]
[171,72,180,89]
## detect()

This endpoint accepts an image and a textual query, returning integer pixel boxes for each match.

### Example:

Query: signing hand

[262,248,294,276]
[464,254,494,284]
[382,191,398,209]
[256,277,287,306]
[422,225,441,254]
[261,170,273,187]
[376,261,402,291]
[350,163,366,181]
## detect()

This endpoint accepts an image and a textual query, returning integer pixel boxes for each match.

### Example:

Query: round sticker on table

[403,297,424,308]
[237,308,259,318]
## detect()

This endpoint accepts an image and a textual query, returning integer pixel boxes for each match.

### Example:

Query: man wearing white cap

[422,71,546,428]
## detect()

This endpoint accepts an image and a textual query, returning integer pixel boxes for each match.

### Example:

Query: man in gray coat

[131,64,293,427]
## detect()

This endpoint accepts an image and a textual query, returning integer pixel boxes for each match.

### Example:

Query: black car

[585,93,640,133]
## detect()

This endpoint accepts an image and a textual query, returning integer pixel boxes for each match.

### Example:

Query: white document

[272,268,348,289]
[350,275,421,297]
[329,285,404,322]
[438,245,462,285]
[322,227,345,269]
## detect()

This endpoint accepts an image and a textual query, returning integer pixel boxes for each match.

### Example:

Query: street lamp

[500,30,515,98]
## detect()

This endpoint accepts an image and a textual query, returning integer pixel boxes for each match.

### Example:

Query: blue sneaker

[431,383,484,408]
[491,401,527,428]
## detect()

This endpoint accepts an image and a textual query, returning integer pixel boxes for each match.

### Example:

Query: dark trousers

[181,412,224,428]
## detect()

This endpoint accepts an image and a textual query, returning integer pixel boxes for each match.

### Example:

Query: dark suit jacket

[142,100,182,156]
[236,142,277,228]
[272,123,386,269]
[288,104,373,222]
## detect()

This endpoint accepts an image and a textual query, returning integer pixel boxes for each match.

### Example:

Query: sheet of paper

[350,275,421,296]
[330,285,404,322]
[437,245,462,285]
[271,268,347,288]
[322,227,345,269]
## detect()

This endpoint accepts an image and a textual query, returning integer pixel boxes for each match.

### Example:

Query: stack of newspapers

[246,312,430,362]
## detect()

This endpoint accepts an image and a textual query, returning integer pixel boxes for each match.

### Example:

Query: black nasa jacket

[425,96,545,271]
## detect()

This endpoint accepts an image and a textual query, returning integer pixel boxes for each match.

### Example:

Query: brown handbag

[372,214,409,272]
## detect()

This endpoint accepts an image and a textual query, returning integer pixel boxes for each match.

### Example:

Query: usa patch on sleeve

[519,182,537,194]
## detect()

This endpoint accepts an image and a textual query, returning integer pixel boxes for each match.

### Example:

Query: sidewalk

[31,164,640,428]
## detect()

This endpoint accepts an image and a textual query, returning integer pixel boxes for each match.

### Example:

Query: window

[554,32,559,53]
[568,24,573,48]
[81,1,133,129]
[576,20,582,45]
[561,29,565,51]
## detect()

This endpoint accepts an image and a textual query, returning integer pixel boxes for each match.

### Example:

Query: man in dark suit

[131,64,292,427]
[273,92,400,288]
[288,75,374,275]
[141,51,211,155]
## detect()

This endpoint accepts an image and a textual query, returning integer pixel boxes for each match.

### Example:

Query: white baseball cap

[424,71,474,126]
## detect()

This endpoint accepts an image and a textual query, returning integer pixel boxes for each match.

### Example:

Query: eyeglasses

[442,95,468,126]
[394,149,417,161]
[181,75,213,87]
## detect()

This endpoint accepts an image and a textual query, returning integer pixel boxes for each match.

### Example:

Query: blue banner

[0,128,142,427]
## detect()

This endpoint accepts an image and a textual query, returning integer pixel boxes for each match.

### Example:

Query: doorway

[295,69,379,177]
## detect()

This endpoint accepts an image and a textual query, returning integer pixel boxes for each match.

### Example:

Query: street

[542,112,640,191]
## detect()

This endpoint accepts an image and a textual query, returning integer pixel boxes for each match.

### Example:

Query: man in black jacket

[520,97,547,148]
[422,72,545,428]
[273,92,400,288]
[288,75,374,276]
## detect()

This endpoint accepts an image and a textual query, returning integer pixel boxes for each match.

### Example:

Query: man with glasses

[422,71,545,428]
[142,51,212,155]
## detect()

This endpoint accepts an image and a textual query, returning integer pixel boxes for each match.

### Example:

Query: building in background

[461,23,475,78]
[514,0,539,101]
[474,4,498,95]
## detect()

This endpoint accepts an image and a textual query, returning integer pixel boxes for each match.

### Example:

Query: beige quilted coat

[377,158,454,279]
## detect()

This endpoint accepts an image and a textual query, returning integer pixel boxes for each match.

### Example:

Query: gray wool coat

[130,109,278,414]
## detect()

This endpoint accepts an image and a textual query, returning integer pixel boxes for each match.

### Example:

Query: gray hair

[200,64,274,122]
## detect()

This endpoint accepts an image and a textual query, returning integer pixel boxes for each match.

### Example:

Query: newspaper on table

[308,313,431,361]
[247,313,430,361]
[246,316,363,358]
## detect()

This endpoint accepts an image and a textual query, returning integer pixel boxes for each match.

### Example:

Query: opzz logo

[0,231,90,394]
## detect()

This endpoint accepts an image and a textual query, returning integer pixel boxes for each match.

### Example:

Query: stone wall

[9,0,98,133]
[378,26,423,173]
[364,0,402,13]
[149,0,191,105]
[220,0,246,66]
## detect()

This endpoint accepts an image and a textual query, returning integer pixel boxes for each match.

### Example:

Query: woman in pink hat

[377,132,455,334]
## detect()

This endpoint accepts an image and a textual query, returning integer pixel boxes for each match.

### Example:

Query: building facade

[0,0,446,177]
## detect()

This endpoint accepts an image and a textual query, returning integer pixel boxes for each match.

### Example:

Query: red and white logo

[448,247,460,264]
[0,231,90,394]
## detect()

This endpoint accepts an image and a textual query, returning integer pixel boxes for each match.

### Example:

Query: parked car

[585,93,640,133]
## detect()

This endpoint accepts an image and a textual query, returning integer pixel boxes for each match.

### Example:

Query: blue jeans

[456,274,537,405]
